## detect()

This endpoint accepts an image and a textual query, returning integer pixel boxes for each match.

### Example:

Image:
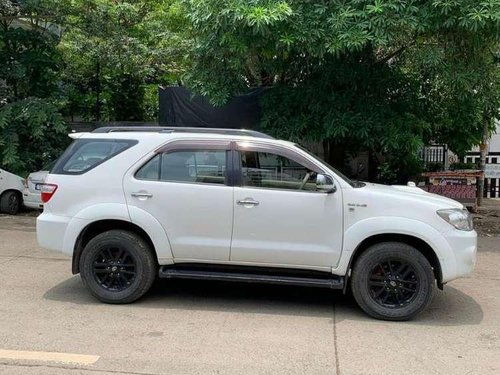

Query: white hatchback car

[37,127,477,320]
[0,168,25,214]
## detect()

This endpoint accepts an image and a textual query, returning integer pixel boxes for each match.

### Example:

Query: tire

[351,242,434,321]
[0,191,21,215]
[79,230,157,304]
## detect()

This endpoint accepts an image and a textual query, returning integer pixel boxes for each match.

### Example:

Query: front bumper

[441,229,477,283]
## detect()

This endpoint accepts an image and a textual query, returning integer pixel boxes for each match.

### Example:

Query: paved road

[0,215,498,375]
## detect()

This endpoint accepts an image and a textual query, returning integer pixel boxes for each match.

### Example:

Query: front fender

[334,216,456,281]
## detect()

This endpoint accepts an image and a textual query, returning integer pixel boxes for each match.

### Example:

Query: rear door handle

[131,192,153,199]
[237,198,259,206]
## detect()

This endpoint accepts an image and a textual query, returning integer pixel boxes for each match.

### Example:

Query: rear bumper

[37,213,71,255]
[441,229,477,283]
[22,189,43,210]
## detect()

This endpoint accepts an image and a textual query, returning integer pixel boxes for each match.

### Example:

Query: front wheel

[351,242,434,321]
[80,230,157,304]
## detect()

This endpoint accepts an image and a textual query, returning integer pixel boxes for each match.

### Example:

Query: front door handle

[131,192,153,199]
[237,198,259,206]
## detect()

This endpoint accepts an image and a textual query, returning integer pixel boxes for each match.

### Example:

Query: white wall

[469,121,500,153]
[489,122,500,152]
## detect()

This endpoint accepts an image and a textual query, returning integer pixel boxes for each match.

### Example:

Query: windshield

[295,144,355,187]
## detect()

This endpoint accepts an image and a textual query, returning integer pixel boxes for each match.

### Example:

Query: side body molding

[334,217,457,282]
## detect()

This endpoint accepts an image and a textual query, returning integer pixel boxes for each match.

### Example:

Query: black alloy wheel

[368,259,419,308]
[80,230,157,304]
[92,247,137,292]
[351,242,434,321]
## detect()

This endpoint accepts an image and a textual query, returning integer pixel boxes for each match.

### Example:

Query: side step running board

[159,267,344,289]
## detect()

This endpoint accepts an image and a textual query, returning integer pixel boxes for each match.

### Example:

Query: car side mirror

[316,174,336,193]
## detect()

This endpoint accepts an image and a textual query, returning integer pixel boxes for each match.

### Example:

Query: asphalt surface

[0,215,498,375]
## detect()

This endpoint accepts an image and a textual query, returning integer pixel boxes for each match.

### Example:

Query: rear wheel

[0,191,21,215]
[351,242,434,321]
[80,230,157,304]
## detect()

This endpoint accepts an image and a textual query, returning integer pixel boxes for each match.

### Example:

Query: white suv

[37,127,477,320]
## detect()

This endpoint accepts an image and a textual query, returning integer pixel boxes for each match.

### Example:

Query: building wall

[469,121,500,153]
[489,122,500,152]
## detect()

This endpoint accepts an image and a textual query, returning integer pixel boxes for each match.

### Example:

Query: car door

[123,139,234,262]
[230,142,343,269]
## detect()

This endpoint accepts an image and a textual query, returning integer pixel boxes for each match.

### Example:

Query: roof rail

[91,126,274,139]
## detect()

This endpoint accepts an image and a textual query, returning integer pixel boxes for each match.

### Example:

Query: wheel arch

[345,233,443,292]
[72,219,157,274]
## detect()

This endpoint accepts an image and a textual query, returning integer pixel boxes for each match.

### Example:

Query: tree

[180,0,499,181]
[0,0,69,175]
[1,0,190,174]
[59,0,189,121]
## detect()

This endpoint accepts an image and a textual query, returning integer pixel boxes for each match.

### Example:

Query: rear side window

[52,139,137,175]
[136,150,227,185]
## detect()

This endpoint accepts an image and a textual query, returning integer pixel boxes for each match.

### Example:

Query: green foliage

[143,84,161,121]
[0,98,69,175]
[0,0,69,175]
[376,162,398,185]
[59,0,189,121]
[1,0,499,180]
[1,0,186,174]
[450,161,478,170]
[181,0,500,178]
[259,50,429,169]
[425,162,445,173]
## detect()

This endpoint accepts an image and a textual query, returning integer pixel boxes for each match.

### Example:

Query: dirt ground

[474,199,500,237]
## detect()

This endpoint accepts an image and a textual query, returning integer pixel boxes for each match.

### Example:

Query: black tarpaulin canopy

[158,86,265,129]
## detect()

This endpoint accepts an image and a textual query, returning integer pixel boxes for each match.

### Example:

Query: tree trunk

[95,61,101,122]
[477,118,490,206]
[323,140,346,171]
[368,148,378,182]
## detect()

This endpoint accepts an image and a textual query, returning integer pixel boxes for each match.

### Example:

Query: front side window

[136,150,227,185]
[240,150,317,191]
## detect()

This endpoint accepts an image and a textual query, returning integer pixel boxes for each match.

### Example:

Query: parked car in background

[23,162,55,211]
[0,168,24,215]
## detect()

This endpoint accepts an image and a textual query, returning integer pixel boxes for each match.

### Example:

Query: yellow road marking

[0,349,99,365]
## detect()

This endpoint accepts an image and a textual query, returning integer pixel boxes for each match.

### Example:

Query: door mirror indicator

[316,174,336,193]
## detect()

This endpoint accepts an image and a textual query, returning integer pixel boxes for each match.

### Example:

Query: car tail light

[41,184,58,203]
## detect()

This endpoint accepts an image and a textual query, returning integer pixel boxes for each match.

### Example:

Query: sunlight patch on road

[0,349,99,365]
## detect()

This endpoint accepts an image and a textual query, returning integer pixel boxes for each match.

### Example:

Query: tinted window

[52,139,136,175]
[135,155,160,180]
[240,151,316,191]
[136,150,227,185]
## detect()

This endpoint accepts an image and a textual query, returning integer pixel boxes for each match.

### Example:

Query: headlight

[437,208,473,231]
